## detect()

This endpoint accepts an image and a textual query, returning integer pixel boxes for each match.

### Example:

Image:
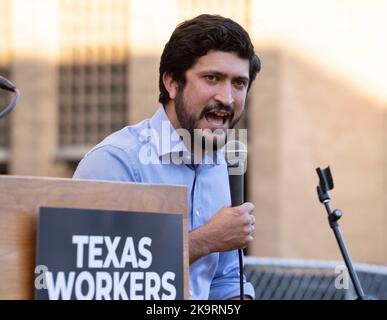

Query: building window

[58,0,129,159]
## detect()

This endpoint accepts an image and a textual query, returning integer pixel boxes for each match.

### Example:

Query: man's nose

[214,82,234,106]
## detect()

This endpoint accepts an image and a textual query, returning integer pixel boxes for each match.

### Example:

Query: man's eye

[205,75,218,82]
[234,80,247,88]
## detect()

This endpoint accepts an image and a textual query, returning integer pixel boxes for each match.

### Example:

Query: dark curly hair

[159,14,261,104]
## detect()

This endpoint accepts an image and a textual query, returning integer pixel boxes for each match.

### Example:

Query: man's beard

[174,87,242,151]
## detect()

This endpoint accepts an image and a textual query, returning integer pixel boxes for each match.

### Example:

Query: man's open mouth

[204,110,231,126]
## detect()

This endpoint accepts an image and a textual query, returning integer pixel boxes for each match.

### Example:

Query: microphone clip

[316,166,333,203]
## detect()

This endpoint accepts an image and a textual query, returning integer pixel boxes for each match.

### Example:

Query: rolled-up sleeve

[209,250,255,300]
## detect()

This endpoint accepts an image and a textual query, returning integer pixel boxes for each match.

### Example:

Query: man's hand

[189,202,255,264]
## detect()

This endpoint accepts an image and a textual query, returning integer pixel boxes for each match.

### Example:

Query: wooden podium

[0,175,188,299]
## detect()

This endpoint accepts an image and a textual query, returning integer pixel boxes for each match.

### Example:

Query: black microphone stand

[316,166,368,300]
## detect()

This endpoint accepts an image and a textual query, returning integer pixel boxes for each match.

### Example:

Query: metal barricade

[245,256,387,300]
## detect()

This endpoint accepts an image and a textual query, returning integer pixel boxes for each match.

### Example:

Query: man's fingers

[236,202,255,214]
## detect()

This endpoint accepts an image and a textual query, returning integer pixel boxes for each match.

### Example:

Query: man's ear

[162,72,178,100]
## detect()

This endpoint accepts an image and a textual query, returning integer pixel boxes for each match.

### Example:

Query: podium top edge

[0,174,188,190]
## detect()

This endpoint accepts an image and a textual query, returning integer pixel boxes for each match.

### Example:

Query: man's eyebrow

[233,75,250,82]
[199,70,249,81]
[199,70,225,76]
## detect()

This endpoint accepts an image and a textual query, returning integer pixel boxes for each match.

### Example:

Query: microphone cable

[238,248,244,300]
[0,75,20,119]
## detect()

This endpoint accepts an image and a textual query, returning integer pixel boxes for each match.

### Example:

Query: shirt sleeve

[73,145,141,182]
[209,250,255,300]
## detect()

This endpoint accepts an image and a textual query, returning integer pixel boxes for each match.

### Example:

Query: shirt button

[195,210,200,217]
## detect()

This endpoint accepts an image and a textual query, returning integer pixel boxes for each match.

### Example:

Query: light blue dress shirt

[73,105,255,300]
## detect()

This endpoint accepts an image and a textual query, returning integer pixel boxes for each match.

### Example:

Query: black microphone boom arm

[0,75,20,119]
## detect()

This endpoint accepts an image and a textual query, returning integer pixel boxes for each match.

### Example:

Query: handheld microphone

[0,75,20,119]
[225,139,248,206]
[225,139,248,300]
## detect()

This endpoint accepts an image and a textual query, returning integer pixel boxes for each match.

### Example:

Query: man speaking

[73,14,261,300]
